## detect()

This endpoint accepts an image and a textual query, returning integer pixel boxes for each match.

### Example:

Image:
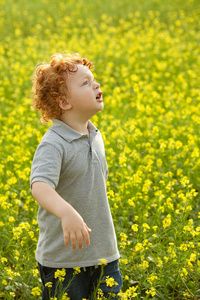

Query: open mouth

[96,92,103,101]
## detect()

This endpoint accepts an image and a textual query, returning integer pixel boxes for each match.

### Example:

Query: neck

[60,114,89,135]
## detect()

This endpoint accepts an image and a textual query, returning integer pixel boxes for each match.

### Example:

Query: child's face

[65,64,103,119]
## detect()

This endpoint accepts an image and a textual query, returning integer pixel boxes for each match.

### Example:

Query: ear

[58,98,72,111]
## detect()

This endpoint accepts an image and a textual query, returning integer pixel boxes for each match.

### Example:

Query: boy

[30,53,122,300]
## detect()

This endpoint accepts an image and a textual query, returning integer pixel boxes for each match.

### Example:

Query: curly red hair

[32,52,94,124]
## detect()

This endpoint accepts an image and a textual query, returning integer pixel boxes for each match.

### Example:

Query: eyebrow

[82,73,95,80]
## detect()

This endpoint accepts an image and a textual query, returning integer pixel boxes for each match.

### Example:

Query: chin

[98,103,104,111]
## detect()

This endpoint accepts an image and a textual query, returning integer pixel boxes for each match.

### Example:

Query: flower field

[1,0,200,298]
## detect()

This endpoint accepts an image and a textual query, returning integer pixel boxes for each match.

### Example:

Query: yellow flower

[180,268,188,278]
[9,292,15,297]
[45,282,53,288]
[73,267,81,275]
[189,253,196,262]
[105,276,118,287]
[147,273,158,285]
[31,287,42,296]
[1,257,8,263]
[146,287,156,297]
[135,243,144,252]
[32,268,39,277]
[180,243,188,251]
[8,216,15,222]
[139,260,149,270]
[180,176,189,187]
[119,286,138,298]
[162,214,171,229]
[2,280,7,285]
[183,291,191,299]
[97,288,104,299]
[120,258,128,265]
[143,223,150,232]
[28,230,35,239]
[54,269,66,281]
[98,258,107,265]
[120,233,128,241]
[128,198,135,207]
[61,293,70,300]
[157,257,163,267]
[152,226,158,231]
[132,224,138,232]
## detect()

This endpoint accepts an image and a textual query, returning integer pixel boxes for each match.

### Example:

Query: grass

[0,0,200,298]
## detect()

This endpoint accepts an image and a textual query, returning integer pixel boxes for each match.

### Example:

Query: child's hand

[61,207,91,250]
[31,182,91,250]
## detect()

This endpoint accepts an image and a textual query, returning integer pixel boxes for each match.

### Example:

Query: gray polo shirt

[30,119,120,268]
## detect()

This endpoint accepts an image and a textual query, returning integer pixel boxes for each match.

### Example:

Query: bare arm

[31,181,91,250]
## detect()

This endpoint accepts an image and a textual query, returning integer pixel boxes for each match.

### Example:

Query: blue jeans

[38,260,123,300]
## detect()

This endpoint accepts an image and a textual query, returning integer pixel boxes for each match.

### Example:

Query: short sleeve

[30,142,62,189]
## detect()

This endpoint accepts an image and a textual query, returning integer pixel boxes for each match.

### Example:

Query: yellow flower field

[0,0,200,298]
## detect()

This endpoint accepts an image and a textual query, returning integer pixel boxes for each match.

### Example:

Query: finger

[70,232,77,250]
[76,231,84,249]
[84,223,92,233]
[63,232,70,247]
[82,226,90,246]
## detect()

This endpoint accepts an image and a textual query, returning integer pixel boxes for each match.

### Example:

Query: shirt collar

[50,119,98,143]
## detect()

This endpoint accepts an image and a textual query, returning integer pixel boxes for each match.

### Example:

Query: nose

[94,81,100,89]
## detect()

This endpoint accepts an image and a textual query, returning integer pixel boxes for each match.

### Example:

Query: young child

[30,53,122,300]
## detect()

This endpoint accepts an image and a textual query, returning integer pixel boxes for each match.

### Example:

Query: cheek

[83,90,95,100]
[73,88,94,103]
